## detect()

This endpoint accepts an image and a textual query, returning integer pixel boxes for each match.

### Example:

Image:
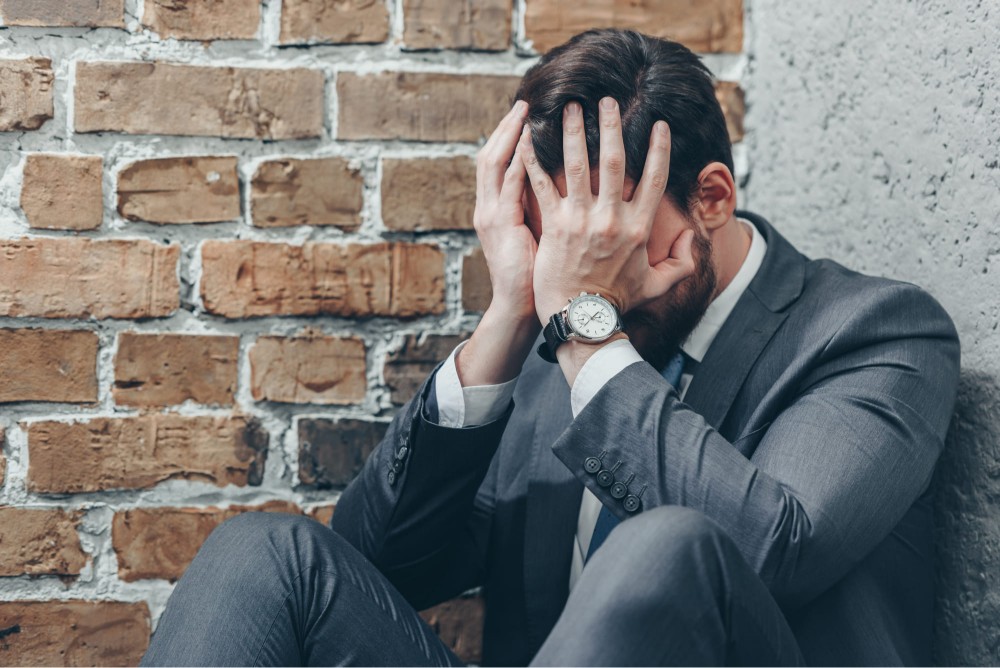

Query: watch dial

[569,297,616,340]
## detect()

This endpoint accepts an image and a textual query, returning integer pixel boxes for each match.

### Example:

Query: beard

[623,228,717,371]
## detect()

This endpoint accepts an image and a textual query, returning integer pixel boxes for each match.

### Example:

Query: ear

[694,162,737,232]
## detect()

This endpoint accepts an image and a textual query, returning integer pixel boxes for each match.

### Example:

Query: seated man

[142,29,959,667]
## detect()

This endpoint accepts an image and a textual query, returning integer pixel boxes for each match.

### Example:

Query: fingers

[562,102,591,203]
[519,127,559,213]
[478,100,529,199]
[632,121,672,222]
[597,97,626,205]
[499,129,528,208]
[643,229,697,301]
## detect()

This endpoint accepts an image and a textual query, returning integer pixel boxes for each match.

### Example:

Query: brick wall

[0,1,745,664]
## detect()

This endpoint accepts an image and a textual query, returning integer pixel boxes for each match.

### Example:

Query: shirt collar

[681,218,768,363]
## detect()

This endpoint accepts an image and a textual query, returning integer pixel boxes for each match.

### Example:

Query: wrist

[556,332,630,386]
[457,305,541,387]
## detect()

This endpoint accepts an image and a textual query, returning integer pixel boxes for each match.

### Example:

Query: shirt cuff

[434,340,518,428]
[570,338,644,417]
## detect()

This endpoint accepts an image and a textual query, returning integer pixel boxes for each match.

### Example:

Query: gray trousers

[141,506,804,666]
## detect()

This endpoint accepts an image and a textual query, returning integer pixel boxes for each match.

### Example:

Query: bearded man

[143,29,959,667]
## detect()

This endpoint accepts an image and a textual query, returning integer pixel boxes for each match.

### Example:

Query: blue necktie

[585,350,686,562]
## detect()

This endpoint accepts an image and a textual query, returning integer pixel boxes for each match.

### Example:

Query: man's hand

[522,98,695,324]
[455,101,541,388]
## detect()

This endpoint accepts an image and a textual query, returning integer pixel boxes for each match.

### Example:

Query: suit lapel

[522,364,579,654]
[684,212,806,431]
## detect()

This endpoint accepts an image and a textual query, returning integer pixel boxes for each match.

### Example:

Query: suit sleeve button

[584,456,602,474]
[392,459,404,473]
[388,470,397,485]
[623,495,641,512]
[610,482,627,499]
[596,461,622,488]
[395,446,409,460]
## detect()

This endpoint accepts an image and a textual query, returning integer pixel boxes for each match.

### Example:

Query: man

[143,30,959,666]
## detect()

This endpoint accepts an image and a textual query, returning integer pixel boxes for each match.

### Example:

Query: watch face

[568,295,618,340]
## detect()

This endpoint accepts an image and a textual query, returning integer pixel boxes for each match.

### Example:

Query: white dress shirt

[434,219,767,590]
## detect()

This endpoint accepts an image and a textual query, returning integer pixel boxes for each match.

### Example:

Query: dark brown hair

[515,29,734,211]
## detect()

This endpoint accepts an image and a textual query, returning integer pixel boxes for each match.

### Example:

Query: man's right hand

[455,100,542,388]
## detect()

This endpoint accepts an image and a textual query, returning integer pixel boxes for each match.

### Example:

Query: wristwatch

[537,292,623,363]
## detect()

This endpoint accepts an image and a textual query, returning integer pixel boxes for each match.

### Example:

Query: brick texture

[338,72,520,142]
[0,239,179,319]
[0,429,5,488]
[26,415,268,493]
[75,62,324,140]
[0,0,124,27]
[0,507,87,576]
[0,601,149,666]
[715,80,747,143]
[143,0,260,40]
[307,505,336,526]
[298,418,388,487]
[251,158,363,229]
[462,247,492,312]
[0,329,99,404]
[250,334,367,405]
[382,157,476,231]
[118,157,241,225]
[524,0,744,54]
[280,0,389,45]
[384,333,469,403]
[112,501,302,582]
[113,333,239,407]
[403,0,512,51]
[201,241,446,319]
[0,58,54,132]
[20,154,103,231]
[419,595,485,664]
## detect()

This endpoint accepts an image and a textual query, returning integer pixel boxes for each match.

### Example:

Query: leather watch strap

[537,311,571,363]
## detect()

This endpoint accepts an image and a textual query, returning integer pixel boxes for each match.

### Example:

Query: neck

[709,215,753,300]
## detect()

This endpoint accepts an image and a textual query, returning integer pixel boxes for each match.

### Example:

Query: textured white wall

[744,1,1000,663]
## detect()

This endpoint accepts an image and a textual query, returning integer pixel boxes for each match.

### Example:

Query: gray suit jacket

[332,212,960,666]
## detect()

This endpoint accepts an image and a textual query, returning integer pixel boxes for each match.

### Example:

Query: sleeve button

[623,495,641,513]
[584,457,601,474]
[388,469,397,486]
[610,481,627,499]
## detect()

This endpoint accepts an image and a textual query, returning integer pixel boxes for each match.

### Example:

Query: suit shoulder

[801,258,959,344]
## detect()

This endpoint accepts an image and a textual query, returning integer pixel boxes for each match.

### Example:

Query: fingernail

[566,101,581,116]
[514,100,527,114]
[601,97,617,111]
[655,120,668,135]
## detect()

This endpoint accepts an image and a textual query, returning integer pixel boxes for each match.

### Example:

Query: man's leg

[531,506,804,667]
[141,512,462,667]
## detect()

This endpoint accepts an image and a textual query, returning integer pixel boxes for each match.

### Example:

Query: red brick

[384,333,469,404]
[26,415,268,493]
[118,157,241,225]
[0,329,98,404]
[524,0,744,54]
[338,72,520,142]
[114,333,239,407]
[0,238,179,319]
[75,62,324,140]
[250,334,367,405]
[716,80,746,142]
[298,418,388,487]
[20,154,103,231]
[462,247,492,312]
[112,501,301,582]
[307,504,336,526]
[0,0,124,27]
[280,0,389,45]
[0,507,87,576]
[0,601,149,667]
[143,0,260,40]
[419,595,485,664]
[251,158,363,230]
[403,0,511,51]
[382,157,476,231]
[201,241,446,319]
[0,58,54,132]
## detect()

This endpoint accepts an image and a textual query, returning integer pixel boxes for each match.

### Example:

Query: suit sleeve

[551,284,960,609]
[330,367,512,610]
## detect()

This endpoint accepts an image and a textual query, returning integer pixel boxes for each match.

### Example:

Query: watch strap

[537,311,571,363]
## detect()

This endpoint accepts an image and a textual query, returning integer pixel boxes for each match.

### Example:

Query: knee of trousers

[596,506,740,595]
[197,512,349,576]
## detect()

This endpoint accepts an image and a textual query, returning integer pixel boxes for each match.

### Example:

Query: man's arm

[551,284,960,609]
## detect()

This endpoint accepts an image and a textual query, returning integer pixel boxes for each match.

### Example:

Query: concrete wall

[743,1,1000,663]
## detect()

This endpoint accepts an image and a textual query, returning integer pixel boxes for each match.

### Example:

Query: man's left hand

[521,97,696,325]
